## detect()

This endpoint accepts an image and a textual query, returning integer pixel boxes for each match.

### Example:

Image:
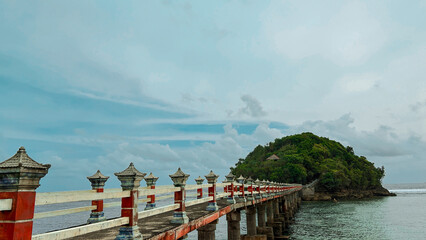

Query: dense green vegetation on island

[231,132,385,192]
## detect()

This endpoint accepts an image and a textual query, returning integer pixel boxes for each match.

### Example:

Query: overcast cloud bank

[1,1,425,190]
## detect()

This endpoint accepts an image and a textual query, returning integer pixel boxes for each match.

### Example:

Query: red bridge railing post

[205,170,219,211]
[115,162,146,239]
[246,177,254,201]
[87,170,109,223]
[261,180,267,198]
[267,180,271,197]
[170,168,189,224]
[272,182,276,196]
[0,147,50,240]
[144,172,159,210]
[225,172,235,204]
[236,175,246,203]
[195,176,204,199]
[255,179,262,200]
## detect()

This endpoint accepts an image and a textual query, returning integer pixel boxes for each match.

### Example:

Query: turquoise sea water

[189,183,426,239]
[289,183,426,240]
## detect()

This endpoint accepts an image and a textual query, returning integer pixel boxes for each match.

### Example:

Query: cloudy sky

[1,1,425,191]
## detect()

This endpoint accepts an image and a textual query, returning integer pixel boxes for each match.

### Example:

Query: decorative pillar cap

[205,170,219,184]
[236,175,245,184]
[225,171,235,182]
[144,172,159,186]
[115,162,146,177]
[0,146,50,190]
[246,176,254,185]
[195,176,205,185]
[87,170,109,180]
[169,167,189,187]
[87,170,109,189]
[0,147,51,170]
[255,178,261,185]
[114,162,146,190]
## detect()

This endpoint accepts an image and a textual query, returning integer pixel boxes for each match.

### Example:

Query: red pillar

[195,176,204,199]
[87,170,109,223]
[225,172,236,204]
[205,170,218,211]
[144,173,159,210]
[246,177,254,201]
[236,175,246,203]
[227,181,235,204]
[115,162,146,239]
[261,180,267,198]
[170,168,189,224]
[0,147,50,240]
[241,183,245,198]
[197,187,203,199]
[267,181,271,197]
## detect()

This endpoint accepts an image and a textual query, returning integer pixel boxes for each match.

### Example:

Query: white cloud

[339,74,380,92]
[238,95,267,118]
[252,123,283,144]
[93,123,286,185]
[92,115,426,185]
[289,114,405,157]
[260,1,387,65]
[411,100,426,113]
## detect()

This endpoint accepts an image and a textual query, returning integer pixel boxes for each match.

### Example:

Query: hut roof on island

[266,154,279,161]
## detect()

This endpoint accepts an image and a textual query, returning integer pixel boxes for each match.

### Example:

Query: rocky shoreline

[302,186,396,201]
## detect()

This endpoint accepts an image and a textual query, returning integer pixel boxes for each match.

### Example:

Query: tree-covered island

[231,132,395,200]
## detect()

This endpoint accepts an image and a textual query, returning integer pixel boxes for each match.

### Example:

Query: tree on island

[231,132,386,192]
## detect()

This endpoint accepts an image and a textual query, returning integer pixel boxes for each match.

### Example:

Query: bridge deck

[71,198,232,239]
[69,193,293,240]
[62,189,300,240]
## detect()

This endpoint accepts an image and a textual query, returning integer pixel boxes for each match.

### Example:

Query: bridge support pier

[246,206,257,236]
[291,194,296,218]
[297,193,302,209]
[273,199,280,218]
[257,203,266,227]
[227,210,241,240]
[197,219,217,240]
[266,201,274,224]
[284,196,291,228]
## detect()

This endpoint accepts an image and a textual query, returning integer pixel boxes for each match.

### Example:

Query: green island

[231,132,395,200]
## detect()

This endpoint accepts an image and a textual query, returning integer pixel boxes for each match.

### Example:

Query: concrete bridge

[0,147,302,240]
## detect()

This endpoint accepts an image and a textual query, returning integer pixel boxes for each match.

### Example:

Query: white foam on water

[389,189,426,194]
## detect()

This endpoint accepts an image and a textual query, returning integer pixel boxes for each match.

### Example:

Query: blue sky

[1,1,426,191]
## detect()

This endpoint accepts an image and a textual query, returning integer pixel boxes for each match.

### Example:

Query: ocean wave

[389,189,426,194]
